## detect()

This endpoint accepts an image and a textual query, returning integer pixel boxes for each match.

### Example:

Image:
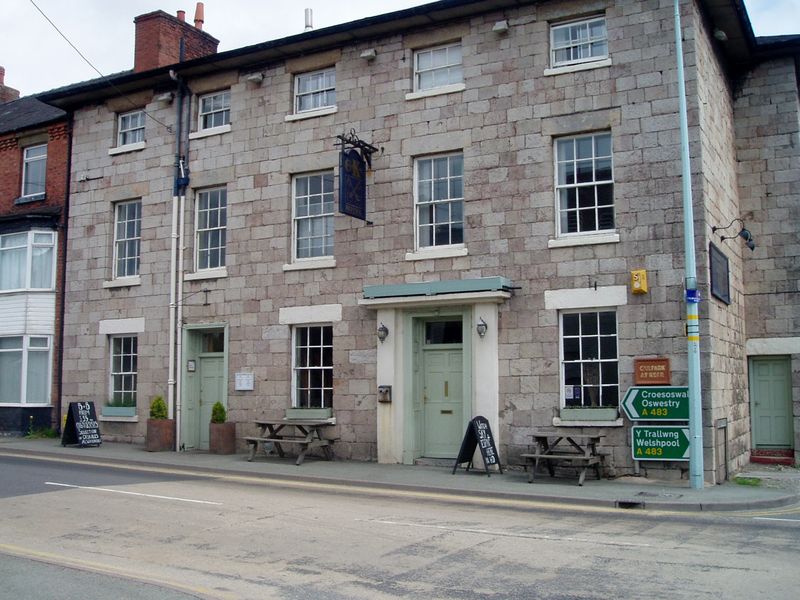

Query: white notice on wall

[235,372,254,391]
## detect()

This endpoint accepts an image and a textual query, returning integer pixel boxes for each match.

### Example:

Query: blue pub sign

[339,148,367,221]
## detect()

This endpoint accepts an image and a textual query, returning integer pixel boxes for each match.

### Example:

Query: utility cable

[29,0,173,132]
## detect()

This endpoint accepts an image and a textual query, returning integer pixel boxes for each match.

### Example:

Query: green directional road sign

[632,426,690,461]
[621,386,689,421]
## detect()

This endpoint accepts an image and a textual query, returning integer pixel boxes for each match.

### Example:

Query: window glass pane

[0,244,26,290]
[425,321,462,344]
[0,349,22,403]
[26,349,49,403]
[30,246,53,288]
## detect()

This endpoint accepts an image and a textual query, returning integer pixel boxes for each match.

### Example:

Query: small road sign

[621,386,689,421]
[632,426,690,461]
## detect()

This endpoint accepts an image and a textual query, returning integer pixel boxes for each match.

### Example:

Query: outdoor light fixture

[377,322,389,343]
[712,218,756,251]
[360,48,377,60]
[476,317,488,338]
[245,72,264,84]
[155,91,174,103]
[492,19,510,33]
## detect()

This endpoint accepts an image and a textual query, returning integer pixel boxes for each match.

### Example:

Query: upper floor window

[196,188,227,270]
[199,90,230,130]
[114,200,141,279]
[0,335,51,405]
[414,43,463,91]
[415,153,464,249]
[22,144,47,199]
[294,68,336,113]
[551,17,608,68]
[293,172,334,260]
[555,132,613,236]
[560,310,618,408]
[0,230,55,292]
[118,110,145,146]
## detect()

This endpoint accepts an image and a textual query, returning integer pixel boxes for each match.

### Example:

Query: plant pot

[209,421,236,454]
[146,418,175,451]
[285,407,333,420]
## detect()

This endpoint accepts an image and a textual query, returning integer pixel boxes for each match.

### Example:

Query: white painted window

[113,200,141,278]
[555,132,613,236]
[22,144,47,198]
[293,325,333,408]
[0,230,55,291]
[551,16,608,68]
[117,110,145,146]
[560,310,618,408]
[198,90,230,130]
[293,171,334,260]
[0,336,51,405]
[195,188,227,270]
[414,153,464,249]
[414,42,463,91]
[294,68,336,113]
[109,336,137,410]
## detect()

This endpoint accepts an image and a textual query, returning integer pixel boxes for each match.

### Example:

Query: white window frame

[108,335,137,411]
[113,200,141,279]
[550,16,608,68]
[0,335,52,406]
[555,132,614,237]
[292,324,333,409]
[0,230,56,292]
[195,188,227,271]
[22,144,47,199]
[294,68,336,114]
[414,152,465,251]
[413,42,463,92]
[117,110,145,146]
[198,90,231,130]
[559,310,618,409]
[292,171,335,261]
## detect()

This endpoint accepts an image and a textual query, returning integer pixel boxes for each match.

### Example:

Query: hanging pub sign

[61,401,102,447]
[452,416,503,477]
[339,148,367,221]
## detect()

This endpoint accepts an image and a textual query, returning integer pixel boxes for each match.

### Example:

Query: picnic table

[244,418,335,465]
[521,430,604,486]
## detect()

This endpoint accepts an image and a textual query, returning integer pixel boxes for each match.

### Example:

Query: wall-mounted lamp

[245,72,264,84]
[155,91,174,103]
[492,19,510,34]
[476,317,488,338]
[712,218,756,251]
[377,322,389,343]
[360,48,377,61]
[713,28,728,42]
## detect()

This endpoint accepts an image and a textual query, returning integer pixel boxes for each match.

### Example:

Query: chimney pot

[305,8,313,31]
[194,2,205,30]
[177,10,185,22]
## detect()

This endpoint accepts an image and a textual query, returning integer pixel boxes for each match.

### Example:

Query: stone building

[0,68,68,434]
[40,0,799,481]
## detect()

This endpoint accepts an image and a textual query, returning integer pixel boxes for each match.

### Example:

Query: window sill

[405,246,468,261]
[108,141,146,156]
[99,415,139,422]
[283,257,336,271]
[189,124,231,140]
[14,194,46,205]
[552,417,624,427]
[103,276,141,289]
[285,106,338,122]
[405,83,466,101]
[548,232,620,249]
[544,58,612,76]
[185,267,228,281]
[0,403,51,408]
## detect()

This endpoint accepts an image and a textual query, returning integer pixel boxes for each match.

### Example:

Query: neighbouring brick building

[0,67,68,434]
[40,0,799,481]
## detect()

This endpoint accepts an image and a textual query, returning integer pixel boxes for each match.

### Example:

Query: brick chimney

[133,3,219,73]
[0,66,21,103]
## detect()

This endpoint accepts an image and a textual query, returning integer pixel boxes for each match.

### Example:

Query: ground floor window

[0,335,51,404]
[560,310,618,407]
[293,325,333,408]
[107,336,137,414]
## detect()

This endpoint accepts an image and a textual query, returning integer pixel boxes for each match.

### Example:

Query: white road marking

[360,518,652,548]
[45,481,222,505]
[753,517,800,523]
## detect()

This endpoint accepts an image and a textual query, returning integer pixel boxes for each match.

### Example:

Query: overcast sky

[1,0,798,97]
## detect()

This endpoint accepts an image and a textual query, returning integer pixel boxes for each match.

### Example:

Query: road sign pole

[674,0,704,489]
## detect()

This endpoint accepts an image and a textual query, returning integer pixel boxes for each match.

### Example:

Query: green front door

[198,355,224,449]
[749,357,793,448]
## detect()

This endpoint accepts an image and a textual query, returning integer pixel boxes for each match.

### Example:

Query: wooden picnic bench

[245,418,335,466]
[521,430,604,486]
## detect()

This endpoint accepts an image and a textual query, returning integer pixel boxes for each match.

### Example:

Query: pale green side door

[422,348,464,458]
[198,355,225,450]
[749,357,793,448]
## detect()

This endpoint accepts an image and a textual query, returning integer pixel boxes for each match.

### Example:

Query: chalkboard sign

[61,402,102,447]
[452,416,503,476]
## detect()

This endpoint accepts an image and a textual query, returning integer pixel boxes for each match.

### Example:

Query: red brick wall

[134,11,218,72]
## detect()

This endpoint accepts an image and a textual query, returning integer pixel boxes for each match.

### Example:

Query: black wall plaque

[452,416,503,476]
[61,401,102,447]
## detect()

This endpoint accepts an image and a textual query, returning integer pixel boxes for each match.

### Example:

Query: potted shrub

[146,395,175,452]
[209,401,236,455]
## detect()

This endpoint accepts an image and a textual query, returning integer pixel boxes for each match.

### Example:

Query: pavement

[1,437,798,512]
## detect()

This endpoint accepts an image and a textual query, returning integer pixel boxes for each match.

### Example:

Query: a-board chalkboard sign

[61,401,102,447]
[452,416,503,476]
